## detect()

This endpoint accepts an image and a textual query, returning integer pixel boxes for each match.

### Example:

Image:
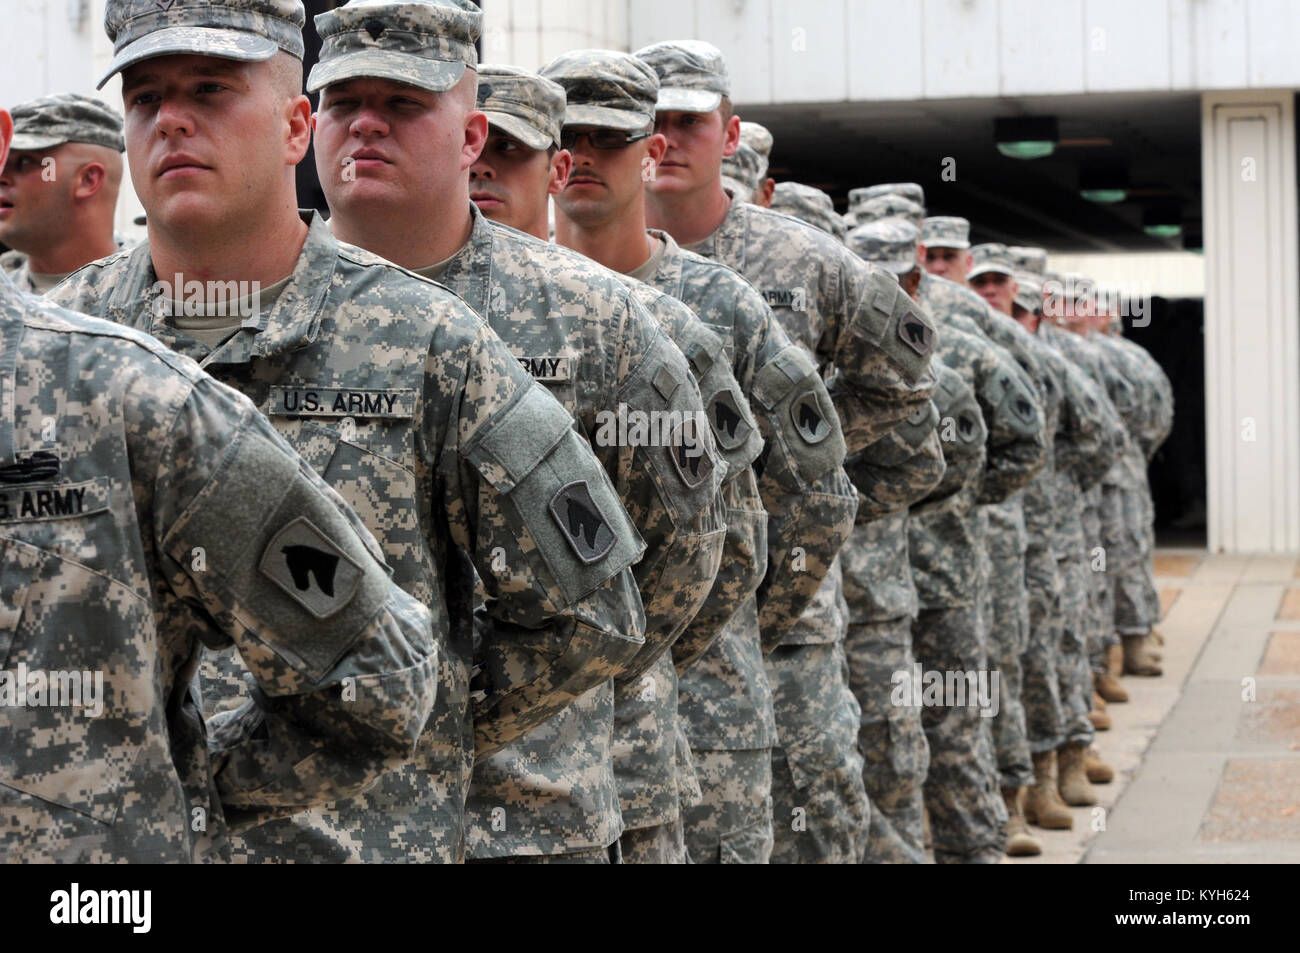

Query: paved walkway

[1014,549,1300,863]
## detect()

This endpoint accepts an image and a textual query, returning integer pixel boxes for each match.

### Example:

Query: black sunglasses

[560,128,653,150]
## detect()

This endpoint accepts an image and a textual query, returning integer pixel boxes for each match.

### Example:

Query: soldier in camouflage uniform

[0,95,125,295]
[920,221,1075,850]
[768,182,846,242]
[313,16,727,865]
[835,223,948,863]
[53,0,649,865]
[0,106,439,863]
[1018,264,1127,812]
[547,49,859,863]
[850,219,1045,862]
[639,40,941,863]
[720,121,774,207]
[1088,288,1173,672]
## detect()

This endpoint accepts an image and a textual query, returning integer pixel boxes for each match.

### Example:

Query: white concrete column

[1202,90,1300,553]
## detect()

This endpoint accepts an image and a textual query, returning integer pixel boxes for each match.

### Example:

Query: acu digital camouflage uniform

[638,39,942,863]
[433,208,725,864]
[631,228,857,862]
[306,19,726,863]
[0,94,127,295]
[0,271,438,862]
[1034,314,1125,749]
[835,218,947,864]
[853,219,1046,861]
[53,204,649,863]
[546,48,853,862]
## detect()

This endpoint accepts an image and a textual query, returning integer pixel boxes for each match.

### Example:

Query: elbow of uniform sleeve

[210,588,439,812]
[757,466,857,653]
[473,567,647,757]
[618,494,726,684]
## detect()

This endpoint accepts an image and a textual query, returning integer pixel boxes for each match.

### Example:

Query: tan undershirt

[28,270,73,295]
[625,234,666,282]
[168,274,292,350]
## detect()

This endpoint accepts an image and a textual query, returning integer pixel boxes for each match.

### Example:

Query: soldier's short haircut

[270,51,304,101]
[718,94,733,124]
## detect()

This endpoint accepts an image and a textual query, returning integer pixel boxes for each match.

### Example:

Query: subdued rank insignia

[364,18,386,40]
[709,391,750,450]
[549,481,615,564]
[1012,394,1036,424]
[260,517,364,619]
[898,311,934,355]
[0,450,60,484]
[907,403,929,425]
[668,421,715,488]
[958,413,979,442]
[791,391,830,444]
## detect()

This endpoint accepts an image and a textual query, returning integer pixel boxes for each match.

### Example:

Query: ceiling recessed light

[995,117,1058,160]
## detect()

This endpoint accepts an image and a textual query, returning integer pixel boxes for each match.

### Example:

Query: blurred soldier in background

[0,95,124,294]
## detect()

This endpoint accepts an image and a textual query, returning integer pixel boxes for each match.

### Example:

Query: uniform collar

[433,203,496,316]
[107,210,337,366]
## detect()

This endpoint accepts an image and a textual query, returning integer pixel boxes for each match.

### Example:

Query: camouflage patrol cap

[540,49,658,133]
[9,95,124,153]
[476,65,565,150]
[721,143,762,201]
[846,220,921,275]
[968,242,1015,279]
[849,182,925,210]
[770,182,844,242]
[739,121,772,180]
[307,0,480,96]
[921,215,970,250]
[851,193,924,230]
[739,121,773,159]
[633,40,729,113]
[1008,245,1048,277]
[1014,272,1042,313]
[99,0,306,89]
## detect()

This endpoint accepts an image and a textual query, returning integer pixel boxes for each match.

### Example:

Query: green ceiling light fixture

[995,116,1058,160]
[1143,205,1182,239]
[1080,165,1129,204]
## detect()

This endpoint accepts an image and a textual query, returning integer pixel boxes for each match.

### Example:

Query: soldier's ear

[286,94,312,167]
[720,113,741,157]
[463,109,489,168]
[548,149,572,196]
[0,110,11,171]
[646,133,667,166]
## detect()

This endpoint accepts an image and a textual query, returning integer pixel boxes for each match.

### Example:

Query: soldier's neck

[330,199,473,271]
[644,179,730,247]
[24,227,118,276]
[148,207,307,292]
[555,201,653,275]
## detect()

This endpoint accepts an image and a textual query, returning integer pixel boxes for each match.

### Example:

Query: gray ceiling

[739,90,1206,253]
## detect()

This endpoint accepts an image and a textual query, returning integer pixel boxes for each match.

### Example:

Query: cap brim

[484,112,553,150]
[967,263,1013,279]
[9,134,64,151]
[563,104,650,132]
[655,87,722,113]
[97,26,278,89]
[307,50,466,95]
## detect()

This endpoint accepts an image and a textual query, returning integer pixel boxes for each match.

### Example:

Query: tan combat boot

[1095,670,1129,703]
[1151,627,1165,645]
[1024,750,1073,829]
[1089,700,1111,731]
[1143,631,1163,662]
[1058,742,1099,805]
[1002,787,1042,856]
[1085,746,1114,784]
[1122,633,1163,676]
[1107,642,1124,678]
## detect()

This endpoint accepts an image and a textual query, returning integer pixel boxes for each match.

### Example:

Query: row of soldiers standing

[0,0,1170,863]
